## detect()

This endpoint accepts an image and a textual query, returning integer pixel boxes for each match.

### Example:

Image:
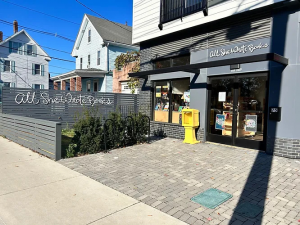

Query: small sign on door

[218,92,226,102]
[215,114,225,130]
[245,115,257,132]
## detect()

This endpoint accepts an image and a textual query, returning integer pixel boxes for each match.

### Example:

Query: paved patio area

[60,138,300,225]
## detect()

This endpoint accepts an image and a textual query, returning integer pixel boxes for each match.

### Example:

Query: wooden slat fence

[0,113,61,160]
[1,88,139,127]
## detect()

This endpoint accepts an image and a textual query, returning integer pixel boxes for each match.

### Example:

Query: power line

[10,64,62,75]
[2,34,71,55]
[75,0,132,33]
[0,19,75,42]
[8,54,73,71]
[0,0,80,26]
[12,71,32,88]
[0,45,75,63]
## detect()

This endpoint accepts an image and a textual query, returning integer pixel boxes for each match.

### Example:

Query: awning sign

[215,114,225,130]
[245,115,257,132]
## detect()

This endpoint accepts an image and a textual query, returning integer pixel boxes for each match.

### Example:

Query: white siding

[0,32,49,89]
[73,16,107,71]
[132,0,285,44]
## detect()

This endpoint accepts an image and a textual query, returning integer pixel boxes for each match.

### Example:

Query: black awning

[129,53,288,78]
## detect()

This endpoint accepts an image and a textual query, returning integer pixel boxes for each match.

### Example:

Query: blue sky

[0,0,133,76]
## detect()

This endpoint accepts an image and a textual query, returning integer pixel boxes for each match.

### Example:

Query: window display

[153,78,190,124]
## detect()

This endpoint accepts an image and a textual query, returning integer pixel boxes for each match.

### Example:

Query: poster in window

[218,92,226,102]
[162,85,168,99]
[184,92,190,103]
[215,114,225,130]
[245,115,257,132]
[156,86,161,97]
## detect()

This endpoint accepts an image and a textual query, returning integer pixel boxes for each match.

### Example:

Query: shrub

[72,107,104,155]
[68,108,149,157]
[66,143,77,158]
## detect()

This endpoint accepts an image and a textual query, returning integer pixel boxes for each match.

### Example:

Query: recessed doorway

[206,73,268,150]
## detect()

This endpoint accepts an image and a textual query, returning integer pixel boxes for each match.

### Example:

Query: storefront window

[155,59,171,69]
[154,81,169,123]
[155,55,190,69]
[153,78,190,124]
[172,55,190,67]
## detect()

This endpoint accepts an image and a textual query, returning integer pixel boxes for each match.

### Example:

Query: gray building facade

[135,2,300,159]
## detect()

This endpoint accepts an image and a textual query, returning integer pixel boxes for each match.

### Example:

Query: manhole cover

[191,188,232,209]
[235,202,263,218]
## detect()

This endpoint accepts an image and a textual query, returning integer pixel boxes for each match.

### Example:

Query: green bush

[72,107,104,156]
[66,143,77,158]
[68,108,149,157]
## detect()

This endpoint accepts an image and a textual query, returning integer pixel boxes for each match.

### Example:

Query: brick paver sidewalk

[60,138,300,225]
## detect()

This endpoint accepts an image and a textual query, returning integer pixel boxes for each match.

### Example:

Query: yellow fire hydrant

[182,109,200,144]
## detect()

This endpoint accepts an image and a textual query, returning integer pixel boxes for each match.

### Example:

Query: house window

[4,60,10,72]
[9,41,22,54]
[80,58,83,69]
[32,64,44,75]
[3,82,10,87]
[35,64,41,75]
[32,84,44,89]
[97,51,101,65]
[153,78,190,124]
[88,29,91,42]
[27,45,33,55]
[87,81,91,92]
[88,55,90,68]
[155,55,190,69]
[2,60,15,73]
[12,42,19,53]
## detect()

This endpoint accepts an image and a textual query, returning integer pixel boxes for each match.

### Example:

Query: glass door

[207,76,235,145]
[207,74,268,150]
[235,75,268,149]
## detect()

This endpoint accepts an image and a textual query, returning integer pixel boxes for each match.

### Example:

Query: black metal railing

[159,0,208,30]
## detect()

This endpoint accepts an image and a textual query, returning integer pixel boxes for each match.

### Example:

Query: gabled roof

[0,29,50,58]
[86,14,133,46]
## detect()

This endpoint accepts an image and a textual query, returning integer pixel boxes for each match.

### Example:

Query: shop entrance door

[206,73,268,150]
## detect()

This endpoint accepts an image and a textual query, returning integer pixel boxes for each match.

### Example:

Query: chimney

[125,21,127,26]
[0,31,3,42]
[13,20,18,33]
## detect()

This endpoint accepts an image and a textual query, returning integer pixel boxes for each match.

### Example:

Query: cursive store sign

[209,43,269,58]
[15,92,114,106]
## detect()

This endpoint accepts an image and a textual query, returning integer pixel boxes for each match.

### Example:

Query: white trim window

[97,51,101,65]
[2,60,15,73]
[80,58,83,69]
[3,82,15,87]
[86,80,91,92]
[9,41,22,55]
[25,44,37,57]
[32,84,44,89]
[32,63,45,76]
[88,29,91,42]
[87,55,91,68]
